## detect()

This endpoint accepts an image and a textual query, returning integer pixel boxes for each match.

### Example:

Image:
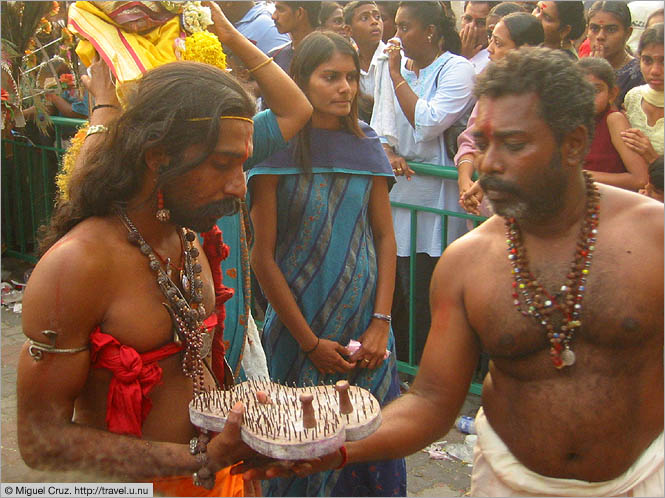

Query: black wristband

[303,337,320,355]
[92,104,118,112]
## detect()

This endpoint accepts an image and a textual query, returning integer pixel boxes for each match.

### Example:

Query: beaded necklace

[118,211,210,392]
[504,172,600,369]
[119,210,219,488]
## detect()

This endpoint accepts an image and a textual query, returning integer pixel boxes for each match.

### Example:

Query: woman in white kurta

[373,2,475,364]
[622,23,664,165]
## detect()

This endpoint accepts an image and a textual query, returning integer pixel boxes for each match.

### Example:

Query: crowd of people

[13,1,663,497]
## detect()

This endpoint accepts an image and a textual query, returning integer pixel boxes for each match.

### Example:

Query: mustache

[478,175,521,196]
[199,198,241,218]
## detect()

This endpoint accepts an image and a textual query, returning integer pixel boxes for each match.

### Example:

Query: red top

[89,226,234,437]
[584,107,627,174]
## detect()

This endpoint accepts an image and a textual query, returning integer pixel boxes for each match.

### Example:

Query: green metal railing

[394,162,486,395]
[1,116,86,263]
[1,125,488,393]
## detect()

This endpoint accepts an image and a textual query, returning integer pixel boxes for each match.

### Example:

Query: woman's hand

[307,339,356,375]
[459,180,484,216]
[204,1,237,45]
[621,128,659,164]
[384,38,402,80]
[351,320,389,370]
[80,55,118,107]
[383,145,414,179]
[589,44,606,59]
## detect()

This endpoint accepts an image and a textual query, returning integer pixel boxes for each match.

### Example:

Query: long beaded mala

[118,211,217,488]
[504,172,600,369]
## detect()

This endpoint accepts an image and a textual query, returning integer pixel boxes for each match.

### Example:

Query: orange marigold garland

[56,124,88,201]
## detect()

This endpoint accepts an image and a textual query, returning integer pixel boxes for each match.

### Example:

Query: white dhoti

[471,407,664,497]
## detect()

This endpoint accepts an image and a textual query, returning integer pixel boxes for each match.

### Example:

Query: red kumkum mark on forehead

[481,99,496,139]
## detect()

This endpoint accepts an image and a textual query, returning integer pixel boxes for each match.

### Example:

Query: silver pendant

[200,332,213,359]
[182,272,190,293]
[561,347,576,367]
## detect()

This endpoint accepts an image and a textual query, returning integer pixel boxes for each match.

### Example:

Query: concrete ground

[1,257,481,496]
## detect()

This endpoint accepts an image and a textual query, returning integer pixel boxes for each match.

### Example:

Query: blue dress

[248,123,407,497]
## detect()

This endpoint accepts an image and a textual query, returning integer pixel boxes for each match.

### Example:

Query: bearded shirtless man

[17,7,312,494]
[254,47,663,497]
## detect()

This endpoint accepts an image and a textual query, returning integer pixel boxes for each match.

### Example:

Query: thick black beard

[478,151,567,222]
[168,198,240,232]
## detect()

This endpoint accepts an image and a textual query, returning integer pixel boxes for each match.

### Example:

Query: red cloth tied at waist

[89,226,234,437]
[90,327,183,437]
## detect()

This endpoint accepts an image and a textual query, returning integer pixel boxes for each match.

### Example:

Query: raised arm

[18,239,251,480]
[205,1,312,142]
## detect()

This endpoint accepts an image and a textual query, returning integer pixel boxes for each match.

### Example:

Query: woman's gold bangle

[394,80,407,91]
[248,57,274,73]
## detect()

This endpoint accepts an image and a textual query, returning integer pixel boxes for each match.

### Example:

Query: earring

[156,189,170,222]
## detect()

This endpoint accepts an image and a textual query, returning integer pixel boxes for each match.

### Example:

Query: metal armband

[27,330,88,361]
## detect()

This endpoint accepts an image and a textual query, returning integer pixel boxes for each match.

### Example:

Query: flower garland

[182,1,213,33]
[56,124,88,201]
[55,1,227,201]
[1,88,12,131]
[173,2,226,71]
[178,31,226,70]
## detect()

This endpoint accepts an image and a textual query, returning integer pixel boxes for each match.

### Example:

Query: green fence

[395,162,486,395]
[1,116,86,263]
[1,125,487,393]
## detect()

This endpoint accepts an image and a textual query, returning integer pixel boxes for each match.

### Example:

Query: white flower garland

[181,1,213,34]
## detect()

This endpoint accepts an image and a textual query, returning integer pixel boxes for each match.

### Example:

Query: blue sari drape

[247,124,406,497]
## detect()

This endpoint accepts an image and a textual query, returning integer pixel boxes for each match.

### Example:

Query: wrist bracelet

[303,337,320,355]
[456,158,474,168]
[85,124,108,138]
[92,104,118,112]
[394,80,407,91]
[248,57,273,73]
[371,312,392,323]
[335,445,348,469]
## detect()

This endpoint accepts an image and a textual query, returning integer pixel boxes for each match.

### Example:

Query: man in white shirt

[345,1,385,98]
[459,1,498,74]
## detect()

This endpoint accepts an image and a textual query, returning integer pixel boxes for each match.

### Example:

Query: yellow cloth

[470,407,664,497]
[67,1,181,83]
[643,86,664,108]
[152,466,245,497]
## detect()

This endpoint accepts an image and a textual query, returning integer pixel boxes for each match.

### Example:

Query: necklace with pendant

[118,210,211,391]
[504,171,600,369]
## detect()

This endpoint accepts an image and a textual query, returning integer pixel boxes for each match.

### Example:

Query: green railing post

[392,162,487,395]
[408,209,417,367]
[1,116,86,263]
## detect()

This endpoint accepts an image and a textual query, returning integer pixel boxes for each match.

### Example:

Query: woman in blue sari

[248,31,406,497]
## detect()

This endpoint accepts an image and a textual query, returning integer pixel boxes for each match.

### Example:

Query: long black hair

[502,12,545,48]
[290,31,364,172]
[40,61,255,253]
[398,1,461,55]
